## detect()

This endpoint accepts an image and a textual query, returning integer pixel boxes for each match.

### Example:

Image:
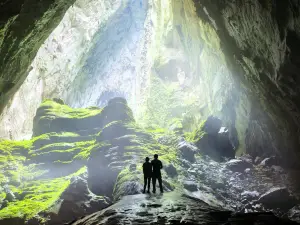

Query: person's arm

[143,163,145,174]
[160,161,163,169]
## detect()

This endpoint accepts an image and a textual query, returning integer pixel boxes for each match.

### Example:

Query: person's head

[145,157,150,162]
[154,154,158,159]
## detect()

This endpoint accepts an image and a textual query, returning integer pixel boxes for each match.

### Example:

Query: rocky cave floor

[1,98,300,225]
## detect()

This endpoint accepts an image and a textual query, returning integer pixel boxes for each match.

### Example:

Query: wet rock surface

[181,146,300,215]
[68,192,298,225]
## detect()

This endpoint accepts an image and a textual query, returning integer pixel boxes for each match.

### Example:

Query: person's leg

[158,176,163,193]
[147,177,151,193]
[152,176,156,193]
[143,176,147,193]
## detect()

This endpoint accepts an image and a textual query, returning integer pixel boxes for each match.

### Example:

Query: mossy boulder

[33,98,134,137]
[33,99,103,136]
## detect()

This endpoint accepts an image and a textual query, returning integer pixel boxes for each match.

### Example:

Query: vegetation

[184,120,206,143]
[38,99,102,119]
[0,167,86,222]
[0,98,187,222]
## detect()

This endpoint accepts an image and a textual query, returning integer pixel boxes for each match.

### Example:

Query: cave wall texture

[0,0,300,167]
[0,0,76,136]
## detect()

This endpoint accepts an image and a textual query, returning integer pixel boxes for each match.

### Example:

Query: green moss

[0,178,69,220]
[113,166,141,201]
[184,120,206,143]
[0,139,32,153]
[0,167,86,221]
[0,139,33,185]
[73,140,97,160]
[39,99,102,119]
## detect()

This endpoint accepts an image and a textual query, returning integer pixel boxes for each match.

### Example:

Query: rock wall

[192,0,300,166]
[0,0,249,156]
[0,0,122,140]
[0,0,76,117]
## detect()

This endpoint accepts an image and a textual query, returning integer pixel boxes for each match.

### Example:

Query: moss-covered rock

[33,99,104,136]
[0,97,183,223]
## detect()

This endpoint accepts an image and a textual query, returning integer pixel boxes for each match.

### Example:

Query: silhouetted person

[151,154,163,193]
[143,157,152,193]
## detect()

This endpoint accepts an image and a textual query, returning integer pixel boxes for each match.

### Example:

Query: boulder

[87,145,120,197]
[216,127,236,159]
[183,180,198,192]
[225,159,253,172]
[164,163,178,178]
[50,175,110,224]
[203,116,222,135]
[195,125,235,161]
[258,187,298,210]
[100,97,134,126]
[178,141,197,163]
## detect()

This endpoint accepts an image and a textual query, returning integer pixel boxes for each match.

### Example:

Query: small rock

[258,187,298,210]
[183,180,198,192]
[260,156,279,167]
[4,191,15,202]
[288,205,300,223]
[254,156,262,165]
[225,159,253,172]
[129,164,136,172]
[239,154,253,164]
[0,200,8,209]
[179,158,191,168]
[244,168,251,173]
[164,164,178,178]
[271,165,284,174]
[241,191,260,201]
[53,98,65,105]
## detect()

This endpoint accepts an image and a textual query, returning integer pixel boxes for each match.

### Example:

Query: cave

[1,0,300,224]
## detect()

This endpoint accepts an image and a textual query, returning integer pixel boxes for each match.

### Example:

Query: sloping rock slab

[67,192,298,225]
[258,187,298,210]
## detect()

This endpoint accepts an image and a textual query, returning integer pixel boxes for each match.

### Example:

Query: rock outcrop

[1,98,300,224]
[0,98,179,224]
[68,192,298,225]
[186,116,235,161]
